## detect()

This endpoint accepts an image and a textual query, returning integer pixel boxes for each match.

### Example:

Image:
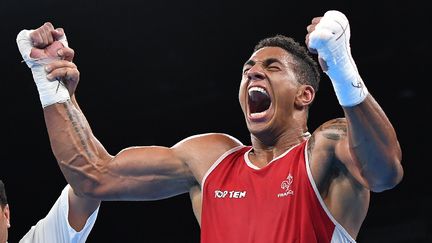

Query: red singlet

[201,140,355,243]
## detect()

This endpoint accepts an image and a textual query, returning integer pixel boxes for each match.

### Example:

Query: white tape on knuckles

[16,29,70,107]
[308,10,368,107]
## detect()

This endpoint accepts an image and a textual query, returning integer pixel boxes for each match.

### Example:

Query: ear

[294,85,315,108]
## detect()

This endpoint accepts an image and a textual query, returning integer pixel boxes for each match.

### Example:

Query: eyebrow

[243,58,284,68]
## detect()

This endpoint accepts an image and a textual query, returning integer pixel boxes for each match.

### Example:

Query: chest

[203,145,312,207]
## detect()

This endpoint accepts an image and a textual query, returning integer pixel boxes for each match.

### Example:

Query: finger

[52,27,65,40]
[44,22,55,30]
[41,22,54,45]
[29,48,46,59]
[311,17,322,24]
[30,29,44,47]
[306,24,316,33]
[57,47,75,62]
[305,34,317,54]
[46,67,79,83]
[45,60,77,74]
[31,22,54,47]
[39,24,50,46]
[45,26,55,44]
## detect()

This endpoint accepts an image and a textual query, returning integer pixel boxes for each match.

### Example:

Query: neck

[250,129,310,160]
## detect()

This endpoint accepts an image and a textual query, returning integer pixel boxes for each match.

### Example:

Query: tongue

[249,91,271,113]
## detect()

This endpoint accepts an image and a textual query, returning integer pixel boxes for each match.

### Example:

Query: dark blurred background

[1,0,430,242]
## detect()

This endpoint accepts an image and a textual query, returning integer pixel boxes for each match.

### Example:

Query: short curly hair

[254,34,320,93]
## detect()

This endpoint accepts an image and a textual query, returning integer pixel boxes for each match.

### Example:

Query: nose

[247,64,265,81]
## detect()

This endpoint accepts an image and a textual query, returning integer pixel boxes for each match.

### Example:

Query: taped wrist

[16,29,70,108]
[308,10,368,107]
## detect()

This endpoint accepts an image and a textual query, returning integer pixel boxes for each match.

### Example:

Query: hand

[305,10,354,77]
[45,48,80,96]
[29,23,79,95]
[305,16,327,70]
[29,22,67,60]
[305,10,368,107]
[17,22,74,107]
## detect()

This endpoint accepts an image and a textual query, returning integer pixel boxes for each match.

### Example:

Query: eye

[243,67,251,75]
[267,65,281,71]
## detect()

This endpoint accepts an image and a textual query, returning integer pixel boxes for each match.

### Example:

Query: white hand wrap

[308,10,368,107]
[16,29,70,108]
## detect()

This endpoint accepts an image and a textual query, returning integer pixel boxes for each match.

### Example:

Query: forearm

[43,101,194,200]
[43,100,112,197]
[344,95,403,191]
[16,24,194,201]
[307,11,403,191]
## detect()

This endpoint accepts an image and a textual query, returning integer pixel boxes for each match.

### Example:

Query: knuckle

[44,22,53,29]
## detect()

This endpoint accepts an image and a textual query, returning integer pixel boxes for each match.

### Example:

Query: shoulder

[307,118,348,168]
[173,133,244,160]
[173,133,243,163]
[172,133,244,179]
[174,132,243,150]
[314,118,347,140]
[309,118,347,149]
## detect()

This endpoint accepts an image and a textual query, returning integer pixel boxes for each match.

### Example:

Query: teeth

[250,111,267,117]
[248,86,268,95]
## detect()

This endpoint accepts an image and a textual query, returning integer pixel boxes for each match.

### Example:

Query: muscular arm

[44,100,196,200]
[308,109,402,238]
[45,96,240,201]
[313,102,402,194]
[20,23,240,202]
[306,11,403,192]
[340,95,403,192]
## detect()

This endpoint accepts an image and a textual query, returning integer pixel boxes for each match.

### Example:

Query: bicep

[92,145,195,200]
[334,136,368,187]
[324,120,371,188]
[311,118,368,188]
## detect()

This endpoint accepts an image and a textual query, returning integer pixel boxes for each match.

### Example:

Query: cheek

[238,89,245,108]
[274,86,297,107]
[238,82,247,109]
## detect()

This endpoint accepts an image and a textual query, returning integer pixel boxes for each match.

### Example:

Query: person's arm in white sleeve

[19,185,100,243]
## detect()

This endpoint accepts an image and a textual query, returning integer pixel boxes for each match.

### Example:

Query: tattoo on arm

[319,118,347,141]
[63,102,94,159]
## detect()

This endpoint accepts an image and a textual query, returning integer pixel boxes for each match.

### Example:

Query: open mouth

[248,86,272,117]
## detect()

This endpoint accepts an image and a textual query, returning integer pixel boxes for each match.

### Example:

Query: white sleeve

[19,185,100,243]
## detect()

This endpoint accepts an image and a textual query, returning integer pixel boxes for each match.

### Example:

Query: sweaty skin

[31,16,402,240]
